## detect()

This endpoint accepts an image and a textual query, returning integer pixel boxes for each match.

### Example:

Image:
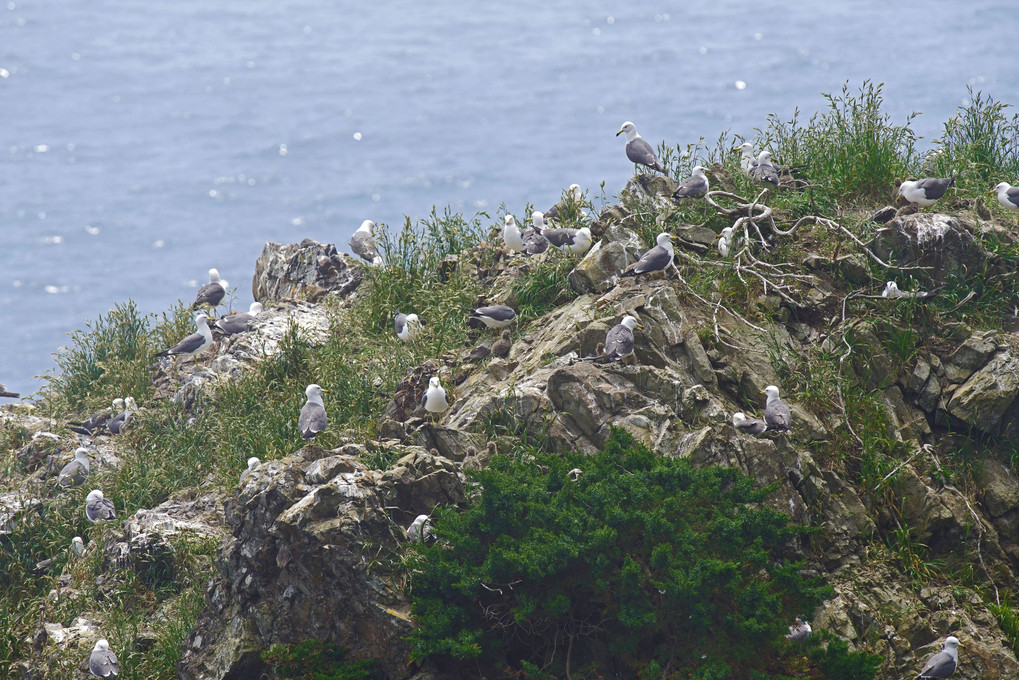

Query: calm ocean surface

[1,0,1017,396]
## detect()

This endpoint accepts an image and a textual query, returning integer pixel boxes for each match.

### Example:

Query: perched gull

[471,305,516,329]
[57,448,92,488]
[716,226,735,258]
[422,376,450,417]
[732,412,768,436]
[604,315,639,363]
[106,397,138,435]
[752,151,780,186]
[395,311,423,342]
[215,302,263,335]
[157,314,214,366]
[71,536,85,557]
[992,182,1019,213]
[621,232,677,278]
[917,636,960,679]
[897,176,956,207]
[239,456,260,483]
[350,219,383,265]
[521,216,550,256]
[192,268,228,310]
[85,490,116,523]
[785,617,812,642]
[298,384,328,440]
[617,121,665,173]
[882,281,939,300]
[502,214,524,253]
[672,166,710,200]
[537,220,593,255]
[546,183,583,221]
[763,385,792,432]
[407,514,435,543]
[734,142,758,175]
[68,398,123,436]
[89,638,120,679]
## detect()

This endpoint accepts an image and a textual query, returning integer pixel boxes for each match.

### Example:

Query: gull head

[621,315,639,330]
[305,384,326,400]
[568,183,582,199]
[209,268,222,283]
[74,447,91,461]
[247,456,260,470]
[655,232,674,248]
[195,313,210,328]
[357,219,375,235]
[428,376,442,389]
[86,489,104,502]
[734,142,754,155]
[616,121,638,140]
[764,385,781,402]
[944,636,961,651]
[882,281,899,297]
[691,165,707,177]
[757,151,774,164]
[94,639,111,652]
[249,302,263,315]
[732,412,747,427]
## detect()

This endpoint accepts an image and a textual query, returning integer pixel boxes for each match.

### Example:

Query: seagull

[763,385,792,432]
[215,302,263,335]
[471,305,516,329]
[57,448,92,488]
[617,121,665,173]
[672,166,710,200]
[156,314,214,366]
[732,412,768,436]
[89,638,120,678]
[191,268,228,310]
[882,281,939,299]
[752,151,780,186]
[68,398,123,436]
[85,490,116,523]
[395,311,423,342]
[298,384,327,440]
[785,617,812,642]
[898,176,956,207]
[546,183,583,221]
[106,397,138,435]
[917,636,960,678]
[734,142,758,175]
[407,514,435,543]
[992,182,1019,214]
[537,220,593,256]
[349,219,383,265]
[422,376,449,418]
[239,456,260,483]
[621,232,677,278]
[716,226,735,258]
[604,315,640,363]
[521,215,550,256]
[71,536,85,557]
[502,214,524,253]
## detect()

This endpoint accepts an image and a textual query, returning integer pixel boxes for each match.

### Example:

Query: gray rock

[947,351,1019,435]
[253,239,362,303]
[980,460,1019,518]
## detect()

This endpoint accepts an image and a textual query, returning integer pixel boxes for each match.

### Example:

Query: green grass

[931,86,1019,191]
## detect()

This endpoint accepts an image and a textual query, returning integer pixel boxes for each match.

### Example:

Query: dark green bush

[262,640,380,680]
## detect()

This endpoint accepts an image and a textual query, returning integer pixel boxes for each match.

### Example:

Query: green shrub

[931,86,1019,190]
[806,633,882,680]
[262,640,380,680]
[408,428,831,678]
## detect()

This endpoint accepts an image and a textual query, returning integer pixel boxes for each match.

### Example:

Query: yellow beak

[616,129,624,136]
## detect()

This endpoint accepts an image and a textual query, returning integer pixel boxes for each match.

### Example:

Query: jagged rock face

[252,239,362,303]
[178,445,465,680]
[873,214,985,283]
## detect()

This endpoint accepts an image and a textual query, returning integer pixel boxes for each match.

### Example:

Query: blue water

[1,0,1017,397]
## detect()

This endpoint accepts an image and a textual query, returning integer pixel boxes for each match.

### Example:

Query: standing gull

[992,182,1019,213]
[546,183,583,221]
[422,376,450,418]
[106,397,138,435]
[192,269,228,310]
[85,490,116,523]
[621,232,677,278]
[407,514,435,543]
[68,398,123,436]
[537,220,593,256]
[672,166,710,200]
[72,536,85,557]
[603,315,640,363]
[299,384,328,440]
[897,176,956,207]
[734,142,758,175]
[157,314,214,368]
[394,311,423,343]
[716,226,735,258]
[471,305,516,329]
[917,636,960,679]
[616,121,666,173]
[89,639,120,679]
[349,220,384,266]
[215,302,263,335]
[752,151,780,186]
[502,214,524,253]
[785,617,812,642]
[762,385,792,432]
[57,448,92,488]
[521,216,550,256]
[732,412,768,436]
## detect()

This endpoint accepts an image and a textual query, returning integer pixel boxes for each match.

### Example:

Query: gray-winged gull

[72,536,85,557]
[734,142,758,175]
[763,385,792,432]
[350,219,383,265]
[716,226,735,258]
[106,397,137,435]
[917,636,960,678]
[604,315,639,363]
[299,384,327,440]
[192,268,228,309]
[215,302,262,335]
[621,232,677,277]
[898,176,956,207]
[89,638,120,678]
[732,412,768,436]
[537,219,592,255]
[240,456,260,483]
[85,489,116,523]
[785,617,812,641]
[471,305,516,329]
[503,215,524,253]
[521,216,550,256]
[57,448,92,488]
[68,398,123,436]
[395,311,423,342]
[407,514,436,543]
[157,314,214,367]
[882,281,939,300]
[546,183,583,221]
[617,121,665,173]
[422,376,449,418]
[992,182,1019,213]
[752,151,780,186]
[672,166,710,200]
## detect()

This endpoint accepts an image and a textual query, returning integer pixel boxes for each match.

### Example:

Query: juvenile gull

[763,385,792,432]
[732,412,768,436]
[616,121,666,173]
[422,376,450,417]
[917,636,960,679]
[156,314,214,364]
[85,489,116,523]
[191,268,228,309]
[785,617,812,642]
[491,330,512,358]
[992,182,1019,213]
[299,384,327,440]
[350,219,383,265]
[604,315,639,363]
[68,398,123,436]
[471,305,516,329]
[215,302,263,335]
[716,226,735,258]
[752,151,780,186]
[897,176,956,207]
[239,456,260,483]
[502,214,524,253]
[672,166,710,200]
[89,638,119,678]
[882,281,938,300]
[407,514,435,543]
[394,311,423,342]
[546,183,583,221]
[621,232,676,277]
[57,448,92,488]
[106,397,138,435]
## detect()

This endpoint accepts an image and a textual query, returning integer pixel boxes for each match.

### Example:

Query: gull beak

[616,129,624,136]
[320,389,329,394]
[987,189,995,196]
[714,233,723,240]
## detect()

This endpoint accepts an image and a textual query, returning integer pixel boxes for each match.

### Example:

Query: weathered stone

[835,253,870,285]
[980,459,1019,518]
[568,235,640,293]
[947,351,1019,435]
[872,214,983,284]
[253,239,362,303]
[946,330,997,378]
[870,205,898,223]
[882,386,931,440]
[305,455,361,484]
[906,357,931,394]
